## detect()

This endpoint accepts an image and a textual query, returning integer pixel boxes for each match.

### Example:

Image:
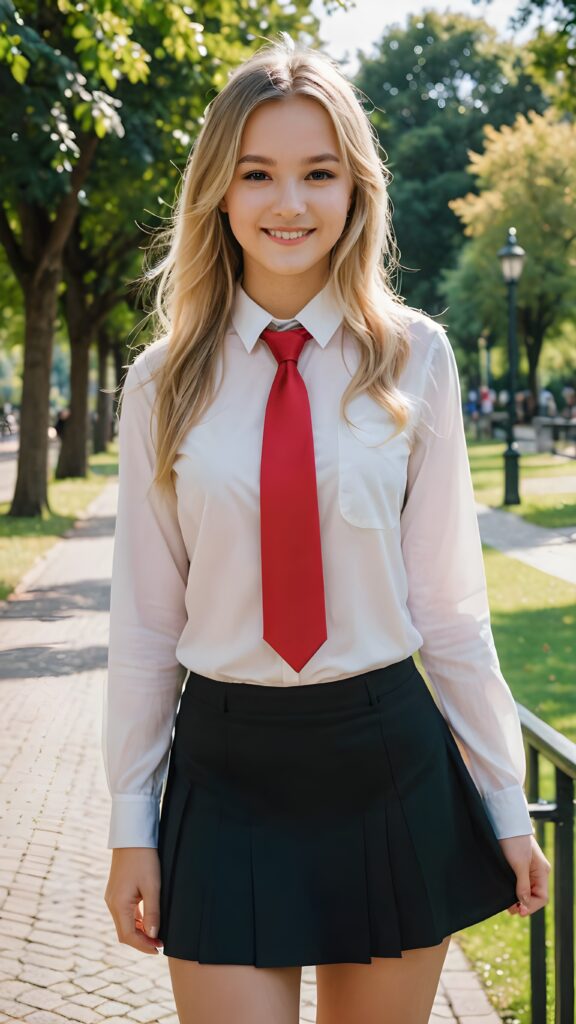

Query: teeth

[267,229,310,239]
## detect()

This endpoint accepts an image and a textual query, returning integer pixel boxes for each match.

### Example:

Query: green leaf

[11,53,29,84]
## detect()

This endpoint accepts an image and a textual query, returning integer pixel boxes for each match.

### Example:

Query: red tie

[259,325,327,672]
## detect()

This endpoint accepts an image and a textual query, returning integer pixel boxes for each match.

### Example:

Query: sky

[309,0,547,74]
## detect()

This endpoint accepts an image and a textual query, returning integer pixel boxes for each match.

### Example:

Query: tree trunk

[4,134,99,515]
[9,266,61,516]
[527,360,539,415]
[521,304,548,416]
[55,332,92,478]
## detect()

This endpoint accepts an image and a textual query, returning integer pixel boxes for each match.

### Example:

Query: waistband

[181,656,418,714]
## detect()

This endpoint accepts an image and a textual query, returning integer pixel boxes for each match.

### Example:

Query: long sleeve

[400,325,534,840]
[102,350,189,849]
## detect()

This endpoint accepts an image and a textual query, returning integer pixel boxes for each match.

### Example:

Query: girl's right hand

[104,847,164,954]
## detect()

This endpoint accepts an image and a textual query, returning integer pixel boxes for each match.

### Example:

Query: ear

[219,199,228,213]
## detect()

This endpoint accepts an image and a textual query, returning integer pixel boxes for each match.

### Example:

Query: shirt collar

[230,277,345,353]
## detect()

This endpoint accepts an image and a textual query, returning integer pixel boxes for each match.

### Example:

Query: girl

[102,34,550,1024]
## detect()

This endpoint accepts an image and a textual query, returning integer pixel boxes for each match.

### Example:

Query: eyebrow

[237,153,341,166]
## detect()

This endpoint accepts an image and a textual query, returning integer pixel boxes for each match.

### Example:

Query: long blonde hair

[130,33,417,494]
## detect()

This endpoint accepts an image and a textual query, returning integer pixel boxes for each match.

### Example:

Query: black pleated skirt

[156,655,519,967]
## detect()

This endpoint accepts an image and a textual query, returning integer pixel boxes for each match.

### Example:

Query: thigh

[167,956,302,1024]
[316,935,451,1024]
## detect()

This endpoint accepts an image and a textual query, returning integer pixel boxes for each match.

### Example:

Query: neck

[241,262,330,319]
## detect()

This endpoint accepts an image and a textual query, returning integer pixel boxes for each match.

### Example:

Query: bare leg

[316,935,451,1024]
[167,957,302,1024]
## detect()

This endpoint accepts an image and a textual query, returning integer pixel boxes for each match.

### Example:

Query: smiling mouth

[262,228,316,240]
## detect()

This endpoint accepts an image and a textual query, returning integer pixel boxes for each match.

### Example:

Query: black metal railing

[517,702,576,1024]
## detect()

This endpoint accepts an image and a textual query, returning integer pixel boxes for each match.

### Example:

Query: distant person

[465,388,478,417]
[0,403,15,436]
[538,388,553,416]
[560,386,576,420]
[479,384,494,415]
[522,390,536,423]
[54,408,71,440]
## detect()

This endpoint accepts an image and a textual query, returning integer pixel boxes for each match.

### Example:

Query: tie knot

[260,325,313,365]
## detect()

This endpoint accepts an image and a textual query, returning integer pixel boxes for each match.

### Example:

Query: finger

[514,868,531,911]
[519,894,548,916]
[519,904,543,917]
[135,919,163,948]
[142,883,161,941]
[518,897,534,915]
[519,874,550,914]
[529,884,548,904]
[117,905,160,954]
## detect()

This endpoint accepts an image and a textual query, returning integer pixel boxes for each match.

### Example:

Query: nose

[270,179,307,219]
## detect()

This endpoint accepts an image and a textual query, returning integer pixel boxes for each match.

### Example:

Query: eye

[241,170,336,181]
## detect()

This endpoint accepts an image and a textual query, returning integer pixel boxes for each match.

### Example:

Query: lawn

[0,445,118,601]
[467,439,576,530]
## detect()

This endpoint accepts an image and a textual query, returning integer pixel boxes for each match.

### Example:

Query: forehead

[240,95,339,151]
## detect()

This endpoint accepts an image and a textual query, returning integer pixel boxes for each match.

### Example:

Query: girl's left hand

[498,833,552,917]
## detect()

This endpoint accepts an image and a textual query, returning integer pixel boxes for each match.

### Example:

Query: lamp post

[497,226,526,506]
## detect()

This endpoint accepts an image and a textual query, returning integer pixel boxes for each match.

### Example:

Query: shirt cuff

[482,784,535,839]
[107,795,160,849]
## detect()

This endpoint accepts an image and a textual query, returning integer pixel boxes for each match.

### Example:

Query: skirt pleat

[157,758,193,936]
[156,658,520,966]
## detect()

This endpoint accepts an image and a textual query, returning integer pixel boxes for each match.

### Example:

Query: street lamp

[497,226,526,505]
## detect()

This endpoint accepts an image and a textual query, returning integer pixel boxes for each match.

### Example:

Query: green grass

[420,545,575,1024]
[467,440,576,529]
[0,445,118,601]
[484,544,575,737]
[500,497,576,531]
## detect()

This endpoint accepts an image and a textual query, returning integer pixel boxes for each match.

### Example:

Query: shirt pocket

[337,394,411,530]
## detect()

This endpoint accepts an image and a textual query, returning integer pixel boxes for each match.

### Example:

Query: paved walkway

[477,503,576,584]
[0,479,515,1024]
[471,431,576,584]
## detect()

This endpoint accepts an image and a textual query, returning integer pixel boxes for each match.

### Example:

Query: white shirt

[102,277,535,849]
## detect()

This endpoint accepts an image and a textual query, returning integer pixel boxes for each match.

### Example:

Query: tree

[442,107,576,402]
[472,0,576,113]
[353,10,548,314]
[0,0,329,515]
